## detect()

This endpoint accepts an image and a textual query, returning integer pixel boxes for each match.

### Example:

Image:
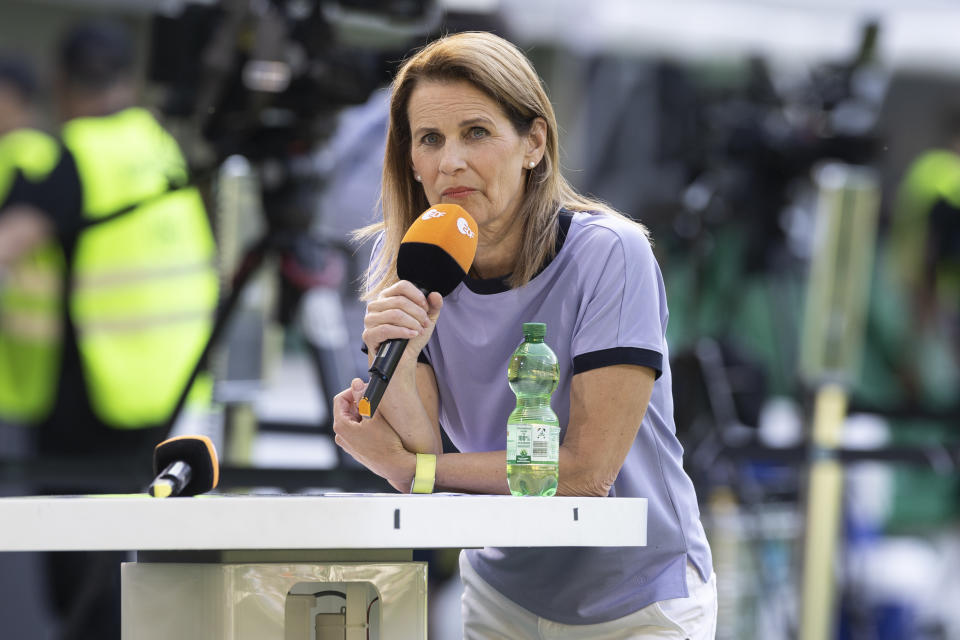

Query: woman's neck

[471,226,522,279]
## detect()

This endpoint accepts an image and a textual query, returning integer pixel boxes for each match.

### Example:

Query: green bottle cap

[522,322,546,339]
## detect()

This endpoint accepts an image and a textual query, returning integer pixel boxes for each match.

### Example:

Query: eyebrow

[458,117,494,128]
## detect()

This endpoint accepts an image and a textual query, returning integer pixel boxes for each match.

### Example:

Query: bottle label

[507,423,559,464]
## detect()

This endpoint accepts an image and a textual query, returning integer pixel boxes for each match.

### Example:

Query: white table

[0,494,647,639]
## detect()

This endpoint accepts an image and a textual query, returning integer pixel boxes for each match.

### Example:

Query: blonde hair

[356,31,645,299]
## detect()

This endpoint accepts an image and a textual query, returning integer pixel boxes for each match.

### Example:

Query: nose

[438,140,467,175]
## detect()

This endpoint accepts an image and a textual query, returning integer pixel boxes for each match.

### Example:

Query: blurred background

[1,0,959,638]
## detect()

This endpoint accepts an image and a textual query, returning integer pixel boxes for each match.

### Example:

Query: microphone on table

[359,204,478,418]
[148,435,220,498]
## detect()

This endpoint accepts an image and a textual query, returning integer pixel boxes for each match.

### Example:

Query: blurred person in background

[882,113,960,406]
[835,111,960,639]
[858,111,960,419]
[332,31,717,639]
[0,55,63,418]
[853,111,960,544]
[0,20,217,639]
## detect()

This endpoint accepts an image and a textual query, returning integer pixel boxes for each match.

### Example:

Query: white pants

[460,551,717,639]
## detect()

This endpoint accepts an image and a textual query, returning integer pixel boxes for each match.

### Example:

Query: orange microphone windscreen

[397,204,478,295]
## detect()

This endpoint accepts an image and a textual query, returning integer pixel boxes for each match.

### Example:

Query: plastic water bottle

[506,322,560,496]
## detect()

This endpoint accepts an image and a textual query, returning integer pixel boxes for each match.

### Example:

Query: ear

[524,117,547,164]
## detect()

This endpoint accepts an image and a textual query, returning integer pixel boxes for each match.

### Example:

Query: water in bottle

[506,322,560,496]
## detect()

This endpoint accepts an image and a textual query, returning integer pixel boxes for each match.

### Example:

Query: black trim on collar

[573,347,663,379]
[555,209,572,253]
[462,209,574,295]
[462,273,512,294]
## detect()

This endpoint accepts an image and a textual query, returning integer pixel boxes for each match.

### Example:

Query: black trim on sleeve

[573,347,663,379]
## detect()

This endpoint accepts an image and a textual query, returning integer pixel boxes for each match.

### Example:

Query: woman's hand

[362,280,443,364]
[332,378,416,492]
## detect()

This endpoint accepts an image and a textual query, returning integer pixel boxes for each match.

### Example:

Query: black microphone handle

[360,285,431,418]
[362,337,410,418]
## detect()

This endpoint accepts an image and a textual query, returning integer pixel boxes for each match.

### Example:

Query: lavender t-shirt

[395,210,712,624]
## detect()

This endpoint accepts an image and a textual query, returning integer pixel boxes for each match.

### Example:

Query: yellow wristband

[410,453,436,494]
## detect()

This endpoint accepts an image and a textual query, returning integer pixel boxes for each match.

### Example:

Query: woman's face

[407,80,544,233]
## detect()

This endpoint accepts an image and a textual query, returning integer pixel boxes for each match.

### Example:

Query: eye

[421,132,441,145]
[468,126,488,139]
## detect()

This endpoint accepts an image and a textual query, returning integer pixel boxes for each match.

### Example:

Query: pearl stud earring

[528,161,536,168]
[415,174,422,181]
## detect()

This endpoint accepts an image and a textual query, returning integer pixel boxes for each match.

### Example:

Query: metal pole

[798,163,880,640]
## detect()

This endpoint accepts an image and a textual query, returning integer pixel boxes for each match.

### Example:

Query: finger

[366,307,428,334]
[334,406,359,425]
[333,387,361,422]
[389,280,430,311]
[333,387,353,412]
[426,292,443,319]
[362,325,419,356]
[350,378,366,402]
[378,280,428,312]
[333,434,363,468]
[367,296,431,328]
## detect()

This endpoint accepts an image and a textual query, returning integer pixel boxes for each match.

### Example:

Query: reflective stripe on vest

[0,244,65,422]
[0,129,64,423]
[63,108,218,428]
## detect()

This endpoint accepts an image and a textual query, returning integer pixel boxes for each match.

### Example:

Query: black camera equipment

[148,0,439,441]
[674,21,883,276]
[666,22,886,445]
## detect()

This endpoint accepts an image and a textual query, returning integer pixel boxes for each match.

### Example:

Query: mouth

[441,187,476,198]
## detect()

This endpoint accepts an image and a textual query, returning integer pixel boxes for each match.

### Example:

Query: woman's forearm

[432,445,615,497]
[380,395,440,455]
[434,450,511,494]
[373,355,442,454]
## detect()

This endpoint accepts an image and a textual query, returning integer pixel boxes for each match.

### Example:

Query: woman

[332,31,717,639]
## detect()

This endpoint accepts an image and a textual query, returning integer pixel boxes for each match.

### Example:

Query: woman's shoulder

[565,209,653,256]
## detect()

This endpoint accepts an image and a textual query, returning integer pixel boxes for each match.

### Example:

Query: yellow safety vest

[0,128,65,423]
[889,150,960,290]
[63,107,218,428]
